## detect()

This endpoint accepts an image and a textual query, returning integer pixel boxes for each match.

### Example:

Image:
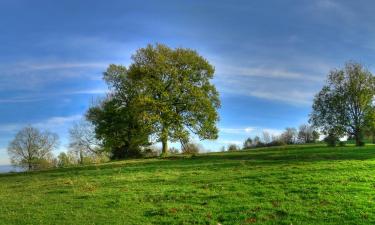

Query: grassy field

[1,144,375,224]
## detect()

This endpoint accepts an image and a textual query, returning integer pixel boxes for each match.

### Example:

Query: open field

[1,144,375,224]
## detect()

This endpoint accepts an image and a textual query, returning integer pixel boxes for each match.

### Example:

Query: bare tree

[298,124,319,143]
[7,126,59,171]
[262,131,271,144]
[69,120,102,164]
[280,127,297,144]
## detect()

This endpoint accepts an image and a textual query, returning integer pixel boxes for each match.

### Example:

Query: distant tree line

[234,124,320,150]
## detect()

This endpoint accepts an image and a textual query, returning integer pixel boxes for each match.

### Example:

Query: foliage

[242,137,253,149]
[2,144,375,224]
[310,62,375,146]
[324,133,340,147]
[7,126,59,171]
[128,44,221,155]
[142,146,161,158]
[227,144,240,151]
[57,152,76,168]
[87,64,151,159]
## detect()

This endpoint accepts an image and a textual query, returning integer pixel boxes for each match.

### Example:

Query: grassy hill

[1,144,375,224]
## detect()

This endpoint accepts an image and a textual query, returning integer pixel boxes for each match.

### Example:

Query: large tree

[310,62,375,146]
[128,44,221,155]
[87,65,151,159]
[7,126,59,171]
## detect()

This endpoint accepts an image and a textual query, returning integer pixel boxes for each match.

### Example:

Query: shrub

[169,147,180,154]
[82,153,110,164]
[228,144,240,151]
[267,140,285,147]
[57,152,76,168]
[324,134,339,147]
[181,143,201,155]
[142,146,161,158]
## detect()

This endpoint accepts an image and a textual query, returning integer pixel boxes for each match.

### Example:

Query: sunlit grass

[1,144,375,224]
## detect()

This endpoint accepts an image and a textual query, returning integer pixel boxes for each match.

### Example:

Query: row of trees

[7,123,108,171]
[241,124,319,150]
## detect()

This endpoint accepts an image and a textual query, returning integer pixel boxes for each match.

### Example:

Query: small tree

[243,137,253,149]
[280,128,297,144]
[228,144,240,151]
[57,152,76,168]
[262,131,271,144]
[253,136,261,146]
[181,142,201,155]
[297,124,319,143]
[69,120,102,164]
[7,126,59,171]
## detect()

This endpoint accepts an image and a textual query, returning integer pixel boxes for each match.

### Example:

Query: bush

[82,153,110,164]
[31,158,56,170]
[267,140,285,147]
[324,134,339,147]
[57,152,76,168]
[169,147,180,154]
[142,146,161,158]
[182,143,201,155]
[228,144,240,151]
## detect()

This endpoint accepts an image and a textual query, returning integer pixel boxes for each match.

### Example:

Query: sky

[1,0,375,164]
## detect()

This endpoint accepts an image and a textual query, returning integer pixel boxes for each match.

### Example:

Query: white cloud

[220,127,255,134]
[220,126,284,137]
[248,90,315,106]
[220,65,322,82]
[0,114,82,134]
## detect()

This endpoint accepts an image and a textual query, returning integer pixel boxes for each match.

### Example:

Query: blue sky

[1,0,375,164]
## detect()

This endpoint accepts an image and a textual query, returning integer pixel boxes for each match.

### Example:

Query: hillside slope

[1,144,375,224]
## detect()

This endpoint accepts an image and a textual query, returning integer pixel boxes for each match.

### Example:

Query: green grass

[1,144,375,224]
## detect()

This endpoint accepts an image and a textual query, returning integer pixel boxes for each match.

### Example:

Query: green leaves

[88,44,220,156]
[310,62,375,146]
[129,44,220,153]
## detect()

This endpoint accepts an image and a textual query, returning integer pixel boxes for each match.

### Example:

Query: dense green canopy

[310,62,375,146]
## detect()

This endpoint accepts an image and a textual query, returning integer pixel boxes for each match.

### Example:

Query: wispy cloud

[0,114,82,134]
[220,127,255,134]
[220,126,284,137]
[220,65,322,82]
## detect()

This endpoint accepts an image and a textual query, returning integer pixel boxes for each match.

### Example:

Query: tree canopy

[310,62,375,146]
[128,44,221,154]
[88,44,221,157]
[87,65,151,159]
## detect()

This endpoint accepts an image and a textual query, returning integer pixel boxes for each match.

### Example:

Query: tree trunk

[161,126,168,156]
[355,128,362,146]
[79,149,84,164]
[162,138,168,156]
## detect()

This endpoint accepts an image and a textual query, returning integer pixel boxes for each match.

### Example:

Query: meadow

[1,144,375,224]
